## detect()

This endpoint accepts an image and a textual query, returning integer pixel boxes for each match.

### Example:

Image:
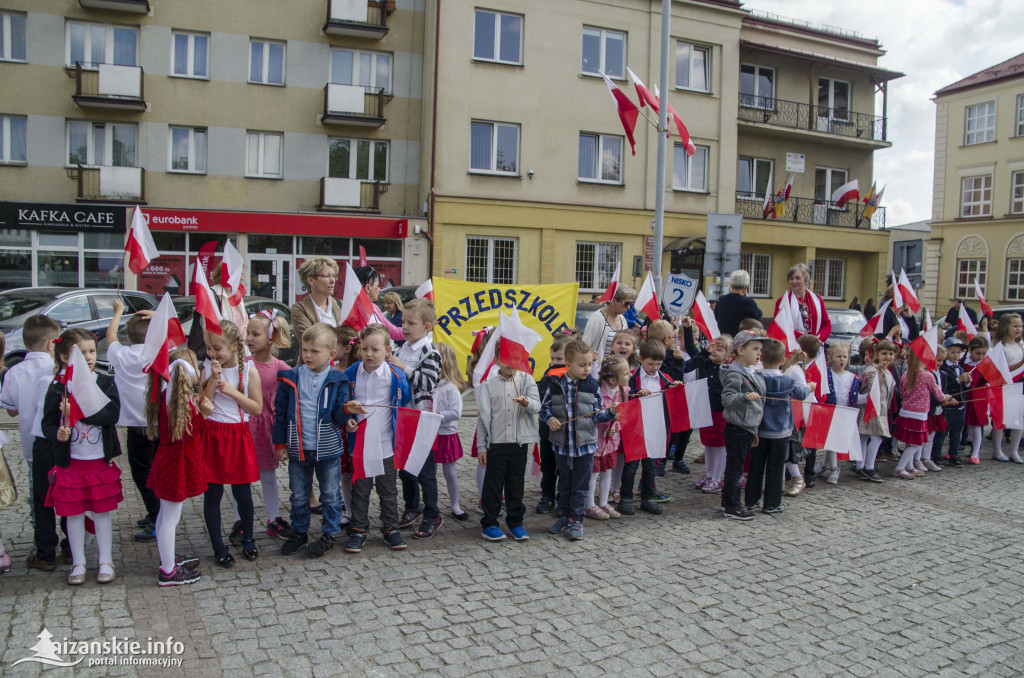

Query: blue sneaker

[567,521,584,541]
[654,460,666,476]
[481,526,507,541]
[509,525,529,541]
[548,517,570,534]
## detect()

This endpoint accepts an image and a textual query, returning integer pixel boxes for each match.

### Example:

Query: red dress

[148,400,208,502]
[964,365,989,427]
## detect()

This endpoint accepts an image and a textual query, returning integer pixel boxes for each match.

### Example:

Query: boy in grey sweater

[720,331,767,521]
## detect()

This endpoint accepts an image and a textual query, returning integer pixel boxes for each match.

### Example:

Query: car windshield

[831,312,866,334]
[0,293,55,324]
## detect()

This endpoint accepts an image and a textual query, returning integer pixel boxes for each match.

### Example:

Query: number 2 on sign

[671,288,686,306]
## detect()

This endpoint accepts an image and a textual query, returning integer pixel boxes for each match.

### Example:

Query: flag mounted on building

[601,72,639,155]
[653,84,696,155]
[125,206,159,275]
[618,394,667,462]
[862,183,885,220]
[626,67,660,114]
[61,345,111,428]
[831,179,860,209]
[664,380,713,432]
[772,173,795,218]
[393,407,443,477]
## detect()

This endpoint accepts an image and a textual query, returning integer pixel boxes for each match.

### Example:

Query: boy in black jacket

[535,337,569,513]
[648,320,691,475]
[935,336,968,467]
[622,340,675,516]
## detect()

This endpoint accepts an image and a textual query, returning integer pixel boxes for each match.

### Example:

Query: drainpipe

[427,0,441,279]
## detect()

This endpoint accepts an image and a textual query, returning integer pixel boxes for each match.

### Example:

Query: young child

[648,319,691,475]
[588,355,629,520]
[146,348,208,586]
[962,336,989,464]
[856,339,896,482]
[274,324,351,557]
[817,343,862,485]
[41,329,122,585]
[622,339,674,515]
[432,344,468,520]
[467,327,497,507]
[476,339,541,542]
[541,339,615,540]
[935,337,969,468]
[610,330,640,370]
[387,298,444,539]
[719,330,766,521]
[201,320,262,566]
[990,314,1024,462]
[342,324,412,553]
[893,350,953,478]
[921,345,949,472]
[783,334,820,496]
[683,327,732,494]
[334,324,361,528]
[536,337,569,514]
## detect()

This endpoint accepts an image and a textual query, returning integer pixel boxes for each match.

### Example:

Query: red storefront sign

[140,208,408,238]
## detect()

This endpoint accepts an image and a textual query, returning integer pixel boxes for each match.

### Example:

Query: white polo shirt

[107,341,147,427]
[0,352,54,461]
[353,361,395,454]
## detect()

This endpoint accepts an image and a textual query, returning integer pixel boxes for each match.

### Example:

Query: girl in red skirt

[893,350,955,479]
[41,329,122,586]
[588,355,629,520]
[201,320,262,566]
[432,344,468,520]
[962,337,990,464]
[922,345,949,472]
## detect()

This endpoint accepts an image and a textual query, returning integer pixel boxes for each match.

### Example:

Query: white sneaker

[826,469,839,485]
[923,459,942,472]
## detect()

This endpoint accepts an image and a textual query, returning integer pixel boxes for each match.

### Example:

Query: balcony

[73,166,146,203]
[320,178,388,212]
[322,84,391,127]
[735,193,885,229]
[737,96,888,146]
[78,0,150,12]
[71,63,146,111]
[323,0,392,40]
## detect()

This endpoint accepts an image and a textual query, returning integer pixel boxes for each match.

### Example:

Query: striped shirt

[396,335,442,410]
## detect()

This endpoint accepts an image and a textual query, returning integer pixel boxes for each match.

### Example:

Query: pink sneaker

[585,506,610,520]
[893,469,915,479]
[702,480,722,493]
[695,476,710,489]
[969,457,981,465]
[601,504,621,519]
[0,550,10,573]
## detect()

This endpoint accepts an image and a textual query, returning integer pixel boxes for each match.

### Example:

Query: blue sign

[663,273,697,317]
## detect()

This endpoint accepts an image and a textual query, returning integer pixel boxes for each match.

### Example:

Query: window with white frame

[675,42,709,92]
[466,236,517,284]
[0,11,27,62]
[328,138,388,182]
[740,64,773,109]
[246,131,282,178]
[581,27,625,79]
[66,22,137,68]
[815,167,847,206]
[470,121,519,175]
[1017,95,1024,137]
[0,115,27,164]
[960,175,992,217]
[1007,258,1024,301]
[737,157,772,200]
[1013,171,1024,215]
[172,31,208,79]
[817,78,850,120]
[578,133,622,184]
[956,258,986,299]
[672,144,708,192]
[331,48,391,93]
[66,121,136,167]
[249,39,284,85]
[739,253,771,297]
[965,101,995,145]
[810,258,844,300]
[473,9,522,65]
[168,126,206,173]
[575,242,621,292]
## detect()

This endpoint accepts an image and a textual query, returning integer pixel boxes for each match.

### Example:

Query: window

[740,64,773,109]
[673,144,708,192]
[249,39,284,85]
[0,115,26,164]
[964,101,995,145]
[66,121,136,167]
[814,167,847,206]
[172,31,208,79]
[0,11,26,62]
[581,27,625,79]
[168,126,206,173]
[576,242,621,292]
[246,131,282,178]
[739,253,771,297]
[960,175,992,217]
[331,48,391,93]
[66,22,137,68]
[466,236,517,284]
[1007,258,1024,301]
[675,42,709,92]
[956,258,986,299]
[1013,171,1024,215]
[737,157,772,200]
[49,295,92,324]
[1017,95,1024,137]
[473,9,522,65]
[578,133,622,183]
[810,258,844,300]
[817,78,850,120]
[470,121,519,175]
[328,138,388,181]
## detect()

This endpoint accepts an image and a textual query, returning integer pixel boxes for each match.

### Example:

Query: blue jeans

[933,408,965,461]
[289,456,343,537]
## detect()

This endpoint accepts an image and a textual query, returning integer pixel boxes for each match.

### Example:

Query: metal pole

[652,0,670,296]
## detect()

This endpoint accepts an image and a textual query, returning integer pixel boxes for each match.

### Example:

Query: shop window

[0,11,26,62]
[466,236,516,284]
[473,9,522,65]
[67,21,137,68]
[331,48,391,93]
[172,31,208,79]
[248,234,293,254]
[578,133,622,184]
[0,247,30,291]
[300,236,350,257]
[575,242,620,292]
[249,38,284,85]
[581,27,625,79]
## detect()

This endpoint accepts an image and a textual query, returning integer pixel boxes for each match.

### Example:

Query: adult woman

[773,263,831,342]
[714,270,762,338]
[582,284,636,378]
[353,266,405,341]
[863,297,877,320]
[292,256,342,340]
[380,291,404,328]
[875,285,918,342]
[849,296,861,312]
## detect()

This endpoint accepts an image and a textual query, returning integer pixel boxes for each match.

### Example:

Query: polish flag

[221,240,246,306]
[358,245,368,268]
[976,278,993,318]
[193,260,223,335]
[141,293,188,380]
[831,179,860,209]
[124,206,159,274]
[976,343,1024,387]
[803,403,862,461]
[664,379,713,432]
[618,393,667,462]
[692,290,720,341]
[472,329,499,388]
[595,262,620,304]
[528,444,543,485]
[766,304,799,354]
[958,304,977,340]
[602,72,639,155]
[791,394,815,430]
[859,299,890,337]
[988,384,1024,430]
[909,324,939,371]
[862,372,882,423]
[634,272,660,321]
[393,407,442,477]
[653,84,696,155]
[890,270,904,311]
[340,262,374,330]
[351,415,387,480]
[61,345,111,427]
[924,308,933,331]
[414,279,434,302]
[762,170,775,219]
[497,308,542,374]
[805,347,832,401]
[897,269,921,313]
[626,67,660,113]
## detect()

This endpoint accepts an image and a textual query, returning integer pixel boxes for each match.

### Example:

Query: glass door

[248,255,291,305]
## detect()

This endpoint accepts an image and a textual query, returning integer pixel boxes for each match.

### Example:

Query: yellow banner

[432,278,579,377]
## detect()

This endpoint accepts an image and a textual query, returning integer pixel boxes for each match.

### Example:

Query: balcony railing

[323,0,392,39]
[72,63,146,111]
[74,165,146,203]
[322,84,391,127]
[320,178,388,212]
[735,193,885,229]
[738,96,887,143]
[78,0,150,13]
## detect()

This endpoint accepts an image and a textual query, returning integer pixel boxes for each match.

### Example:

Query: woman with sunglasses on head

[353,266,405,342]
[582,284,637,379]
[292,257,343,340]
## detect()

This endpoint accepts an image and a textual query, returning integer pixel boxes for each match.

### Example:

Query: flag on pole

[958,304,977,340]
[890,270,905,311]
[634,272,660,320]
[414,279,434,302]
[897,269,920,313]
[626,67,660,113]
[340,262,375,330]
[595,262,620,304]
[472,328,498,388]
[976,343,1024,386]
[528,444,543,485]
[125,206,159,274]
[803,403,862,460]
[773,173,795,218]
[924,308,933,331]
[976,278,993,317]
[497,308,542,374]
[859,299,890,337]
[618,394,667,461]
[602,72,639,155]
[805,346,832,401]
[831,179,860,209]
[862,183,885,220]
[791,393,815,430]
[664,380,713,432]
[193,260,223,335]
[140,293,187,380]
[909,324,939,371]
[766,303,799,354]
[863,373,882,423]
[61,345,111,427]
[221,240,246,306]
[358,245,368,268]
[762,170,775,219]
[351,416,387,480]
[393,407,443,477]
[692,290,720,341]
[653,84,696,155]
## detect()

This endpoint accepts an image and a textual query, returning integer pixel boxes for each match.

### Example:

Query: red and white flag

[141,293,187,380]
[528,444,543,485]
[124,206,159,275]
[654,84,696,155]
[595,262,620,304]
[472,329,498,388]
[766,304,799,354]
[221,240,246,306]
[976,278,993,318]
[924,309,933,331]
[61,345,111,428]
[831,179,860,209]
[897,269,921,313]
[618,393,667,462]
[859,299,890,337]
[692,290,720,341]
[193,259,223,335]
[988,384,1024,430]
[805,347,832,401]
[635,272,660,321]
[890,270,904,311]
[351,415,386,480]
[909,324,939,371]
[340,262,374,330]
[497,308,542,374]
[602,71,639,155]
[958,303,977,340]
[665,380,713,433]
[358,245,368,268]
[791,394,815,430]
[626,67,660,113]
[393,407,442,477]
[414,279,434,302]
[976,343,1024,387]
[862,372,882,423]
[803,403,862,460]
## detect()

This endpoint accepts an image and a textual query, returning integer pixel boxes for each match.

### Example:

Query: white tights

[155,499,183,573]
[993,428,1023,459]
[897,445,921,471]
[67,512,113,575]
[968,426,984,459]
[704,446,726,481]
[441,462,461,514]
[586,470,612,509]
[858,435,883,471]
[918,433,935,461]
[785,462,802,479]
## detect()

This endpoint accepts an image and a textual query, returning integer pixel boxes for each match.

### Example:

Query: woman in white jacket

[582,284,636,378]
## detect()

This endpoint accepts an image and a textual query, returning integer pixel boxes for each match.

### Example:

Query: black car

[172,296,298,365]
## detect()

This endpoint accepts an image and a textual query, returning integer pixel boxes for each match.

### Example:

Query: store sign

[140,207,407,239]
[0,201,125,232]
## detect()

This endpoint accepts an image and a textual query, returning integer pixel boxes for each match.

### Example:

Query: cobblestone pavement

[2,400,1024,677]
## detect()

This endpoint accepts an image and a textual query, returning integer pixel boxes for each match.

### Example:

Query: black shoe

[399,504,424,528]
[158,565,201,587]
[228,521,244,546]
[761,504,785,514]
[804,476,816,488]
[640,500,663,515]
[724,505,755,521]
[451,510,469,521]
[535,497,555,514]
[241,540,259,561]
[747,499,763,509]
[948,457,964,468]
[137,516,155,528]
[344,529,366,553]
[175,554,200,570]
[414,515,443,540]
[214,548,235,568]
[281,532,309,556]
[383,527,407,550]
[618,499,635,515]
[864,470,884,483]
[133,527,156,542]
[672,460,691,474]
[855,468,871,481]
[61,545,73,565]
[309,504,323,516]
[307,534,335,558]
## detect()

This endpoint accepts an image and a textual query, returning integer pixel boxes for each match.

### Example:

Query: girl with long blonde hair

[432,343,468,520]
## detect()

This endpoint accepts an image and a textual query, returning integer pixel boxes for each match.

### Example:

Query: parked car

[172,296,298,365]
[989,306,1024,322]
[575,303,602,333]
[0,288,157,371]
[826,308,867,363]
[385,285,419,305]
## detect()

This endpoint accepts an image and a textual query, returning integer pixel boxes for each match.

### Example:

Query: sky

[744,0,1024,227]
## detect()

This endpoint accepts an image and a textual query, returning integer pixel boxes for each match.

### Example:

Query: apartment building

[0,0,428,304]
[421,1,901,311]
